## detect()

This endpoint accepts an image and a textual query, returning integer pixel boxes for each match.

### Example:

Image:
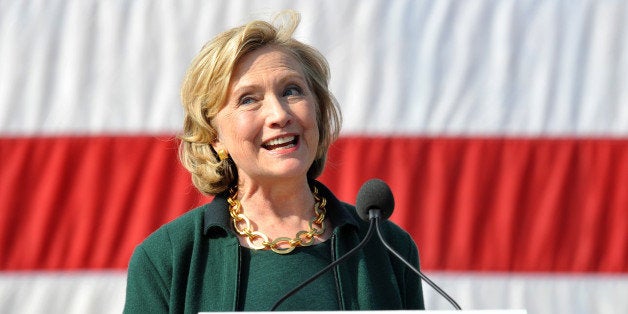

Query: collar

[203,180,360,236]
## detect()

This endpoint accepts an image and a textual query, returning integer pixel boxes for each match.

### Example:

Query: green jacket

[124,182,425,313]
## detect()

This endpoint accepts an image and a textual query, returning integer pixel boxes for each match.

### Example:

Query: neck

[229,178,331,249]
[235,178,314,219]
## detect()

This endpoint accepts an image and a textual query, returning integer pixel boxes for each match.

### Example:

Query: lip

[261,134,299,151]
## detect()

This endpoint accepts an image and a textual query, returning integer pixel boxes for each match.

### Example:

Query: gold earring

[217,149,229,161]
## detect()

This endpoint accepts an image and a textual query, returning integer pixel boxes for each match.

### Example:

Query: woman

[124,11,424,313]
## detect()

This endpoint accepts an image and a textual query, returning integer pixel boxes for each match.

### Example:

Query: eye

[238,95,256,106]
[283,85,303,97]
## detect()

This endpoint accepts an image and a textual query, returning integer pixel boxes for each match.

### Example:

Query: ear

[211,140,222,152]
[210,129,223,150]
[211,142,227,158]
[211,137,230,161]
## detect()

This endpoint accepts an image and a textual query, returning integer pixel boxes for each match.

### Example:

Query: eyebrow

[231,71,308,95]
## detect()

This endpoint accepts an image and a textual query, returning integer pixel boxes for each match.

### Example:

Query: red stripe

[1,136,626,272]
[0,136,211,270]
[322,137,628,273]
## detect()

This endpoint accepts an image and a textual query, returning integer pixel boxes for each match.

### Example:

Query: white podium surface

[201,311,527,313]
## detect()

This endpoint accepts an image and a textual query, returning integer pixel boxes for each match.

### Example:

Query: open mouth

[262,135,298,150]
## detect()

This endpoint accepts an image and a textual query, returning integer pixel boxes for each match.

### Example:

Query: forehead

[231,45,306,82]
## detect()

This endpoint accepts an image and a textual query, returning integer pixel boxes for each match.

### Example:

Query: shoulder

[129,194,235,265]
[125,205,207,297]
[124,204,214,312]
[139,205,207,252]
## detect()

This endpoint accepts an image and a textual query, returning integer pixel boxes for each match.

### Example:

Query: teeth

[263,136,297,150]
[265,136,295,146]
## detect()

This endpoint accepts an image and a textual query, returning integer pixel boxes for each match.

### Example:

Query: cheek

[298,100,320,129]
[213,115,246,153]
[218,111,256,139]
[299,104,321,145]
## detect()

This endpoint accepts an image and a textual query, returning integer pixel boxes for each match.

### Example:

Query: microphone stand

[270,218,376,311]
[372,210,462,310]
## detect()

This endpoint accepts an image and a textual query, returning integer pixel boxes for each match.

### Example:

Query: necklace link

[227,185,327,254]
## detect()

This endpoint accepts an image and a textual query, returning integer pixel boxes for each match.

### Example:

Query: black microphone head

[355,178,395,221]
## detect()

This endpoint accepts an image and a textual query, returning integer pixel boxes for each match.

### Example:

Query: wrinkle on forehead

[230,46,306,89]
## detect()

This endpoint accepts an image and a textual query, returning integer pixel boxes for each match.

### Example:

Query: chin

[269,161,312,178]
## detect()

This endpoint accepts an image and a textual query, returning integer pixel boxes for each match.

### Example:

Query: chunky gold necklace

[227,185,327,254]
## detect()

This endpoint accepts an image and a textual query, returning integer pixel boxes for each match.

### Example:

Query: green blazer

[124,182,425,313]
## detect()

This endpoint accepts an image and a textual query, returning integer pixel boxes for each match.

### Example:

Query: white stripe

[1,0,627,136]
[423,272,628,314]
[1,271,627,314]
[0,271,126,314]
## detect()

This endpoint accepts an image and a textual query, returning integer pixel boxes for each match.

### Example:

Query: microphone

[355,177,395,221]
[358,178,462,310]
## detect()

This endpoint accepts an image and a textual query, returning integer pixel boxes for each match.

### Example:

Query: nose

[265,95,292,128]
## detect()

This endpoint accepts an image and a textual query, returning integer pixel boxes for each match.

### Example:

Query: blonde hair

[179,11,342,195]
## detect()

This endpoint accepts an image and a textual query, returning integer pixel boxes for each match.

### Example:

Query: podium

[201,311,527,313]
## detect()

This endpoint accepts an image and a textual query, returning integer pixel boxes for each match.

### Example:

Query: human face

[211,46,320,186]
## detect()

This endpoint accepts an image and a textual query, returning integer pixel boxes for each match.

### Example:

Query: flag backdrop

[1,0,627,313]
